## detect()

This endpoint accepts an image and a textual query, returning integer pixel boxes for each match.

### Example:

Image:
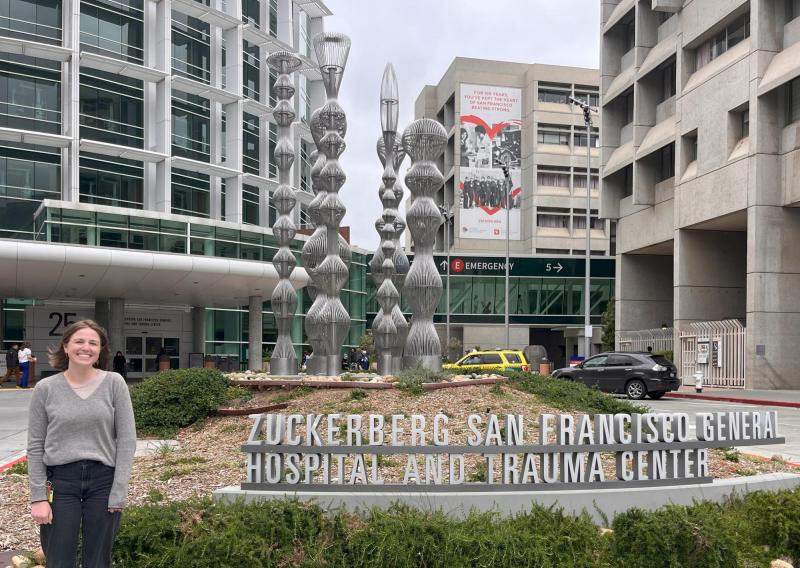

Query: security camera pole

[569,95,596,360]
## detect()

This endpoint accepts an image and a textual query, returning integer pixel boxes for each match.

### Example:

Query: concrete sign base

[214,473,800,523]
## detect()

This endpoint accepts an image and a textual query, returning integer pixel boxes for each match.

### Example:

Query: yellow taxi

[443,350,530,373]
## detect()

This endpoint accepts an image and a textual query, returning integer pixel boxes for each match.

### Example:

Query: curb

[217,402,289,416]
[664,392,800,409]
[231,377,508,392]
[0,452,26,473]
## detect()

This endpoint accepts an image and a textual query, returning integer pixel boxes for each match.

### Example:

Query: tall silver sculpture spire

[305,32,352,376]
[402,118,447,370]
[371,63,408,375]
[301,141,326,374]
[266,50,302,376]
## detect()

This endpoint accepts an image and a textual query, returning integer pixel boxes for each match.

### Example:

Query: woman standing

[27,320,136,567]
[18,342,35,388]
[113,350,127,380]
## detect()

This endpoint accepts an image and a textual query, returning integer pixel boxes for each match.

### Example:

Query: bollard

[694,370,704,393]
[539,357,551,376]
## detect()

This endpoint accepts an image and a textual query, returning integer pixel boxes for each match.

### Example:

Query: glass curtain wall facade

[0,0,335,368]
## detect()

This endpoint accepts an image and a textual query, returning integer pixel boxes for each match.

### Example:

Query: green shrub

[3,459,27,475]
[223,385,252,406]
[112,489,800,567]
[349,388,368,401]
[130,369,229,434]
[395,365,449,395]
[655,349,674,363]
[504,371,646,415]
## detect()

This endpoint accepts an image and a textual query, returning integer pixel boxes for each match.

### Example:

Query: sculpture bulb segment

[266,50,303,375]
[402,118,447,371]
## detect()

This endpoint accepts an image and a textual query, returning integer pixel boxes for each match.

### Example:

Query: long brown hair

[48,319,110,371]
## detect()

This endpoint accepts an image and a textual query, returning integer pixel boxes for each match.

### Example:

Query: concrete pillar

[248,296,262,371]
[192,307,206,354]
[94,299,109,331]
[616,253,673,339]
[674,229,746,331]
[108,298,124,356]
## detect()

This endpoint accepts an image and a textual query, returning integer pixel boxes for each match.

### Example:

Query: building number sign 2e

[49,312,78,336]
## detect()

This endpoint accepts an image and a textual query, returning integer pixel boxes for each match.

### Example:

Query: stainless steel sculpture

[371,63,409,375]
[402,118,447,370]
[301,142,326,374]
[304,32,352,376]
[266,50,302,376]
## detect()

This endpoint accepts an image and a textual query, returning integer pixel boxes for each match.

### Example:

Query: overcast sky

[322,0,600,250]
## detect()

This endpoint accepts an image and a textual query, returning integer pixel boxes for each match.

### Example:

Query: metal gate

[678,320,746,388]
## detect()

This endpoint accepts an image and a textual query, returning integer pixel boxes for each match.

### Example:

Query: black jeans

[41,460,122,568]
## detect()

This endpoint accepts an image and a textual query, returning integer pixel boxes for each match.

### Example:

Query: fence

[678,319,746,388]
[616,327,674,354]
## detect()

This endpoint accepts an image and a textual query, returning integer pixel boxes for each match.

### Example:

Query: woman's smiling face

[65,328,102,368]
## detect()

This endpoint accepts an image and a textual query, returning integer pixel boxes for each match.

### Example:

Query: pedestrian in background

[113,351,127,380]
[4,343,20,385]
[18,342,35,388]
[27,319,136,567]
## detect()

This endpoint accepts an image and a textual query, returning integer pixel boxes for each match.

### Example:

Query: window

[505,353,521,363]
[537,165,570,188]
[573,167,599,190]
[242,0,259,27]
[658,143,675,181]
[268,70,278,107]
[268,0,277,37]
[538,82,570,104]
[537,123,570,145]
[583,355,608,368]
[0,54,60,133]
[172,13,210,84]
[481,354,502,365]
[242,184,259,225]
[171,168,209,217]
[573,126,599,147]
[268,121,277,178]
[299,140,312,192]
[537,207,570,229]
[220,178,226,220]
[79,152,143,208]
[80,0,144,64]
[299,206,312,229]
[623,16,635,52]
[607,354,635,366]
[299,74,310,124]
[0,0,61,45]
[574,86,599,107]
[660,61,676,101]
[80,68,143,148]
[788,77,800,124]
[298,9,311,58]
[572,209,602,230]
[243,113,259,174]
[740,109,749,138]
[695,13,750,70]
[172,91,210,162]
[0,144,60,239]
[243,41,259,101]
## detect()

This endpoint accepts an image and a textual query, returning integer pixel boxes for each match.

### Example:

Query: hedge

[112,488,800,567]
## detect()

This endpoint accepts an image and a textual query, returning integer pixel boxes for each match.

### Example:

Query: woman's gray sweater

[27,371,137,508]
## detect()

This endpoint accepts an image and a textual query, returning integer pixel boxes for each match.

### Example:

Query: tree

[601,297,615,352]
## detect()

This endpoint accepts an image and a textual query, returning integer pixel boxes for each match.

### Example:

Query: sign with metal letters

[242,411,783,491]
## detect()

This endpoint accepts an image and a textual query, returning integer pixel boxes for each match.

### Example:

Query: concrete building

[0,0,368,379]
[406,58,615,367]
[600,0,800,388]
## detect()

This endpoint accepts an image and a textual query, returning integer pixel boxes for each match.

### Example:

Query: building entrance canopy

[0,241,308,307]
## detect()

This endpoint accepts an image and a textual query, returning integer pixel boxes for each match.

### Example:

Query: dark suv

[552,352,679,400]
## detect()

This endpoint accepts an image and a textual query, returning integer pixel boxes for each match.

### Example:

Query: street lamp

[438,204,451,360]
[569,95,597,360]
[498,157,512,349]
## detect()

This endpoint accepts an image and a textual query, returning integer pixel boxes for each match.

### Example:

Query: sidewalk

[666,385,800,408]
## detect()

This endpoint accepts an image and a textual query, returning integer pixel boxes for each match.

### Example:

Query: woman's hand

[31,501,52,524]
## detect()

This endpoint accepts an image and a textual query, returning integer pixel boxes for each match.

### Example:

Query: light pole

[438,204,451,360]
[569,95,597,360]
[499,158,512,349]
